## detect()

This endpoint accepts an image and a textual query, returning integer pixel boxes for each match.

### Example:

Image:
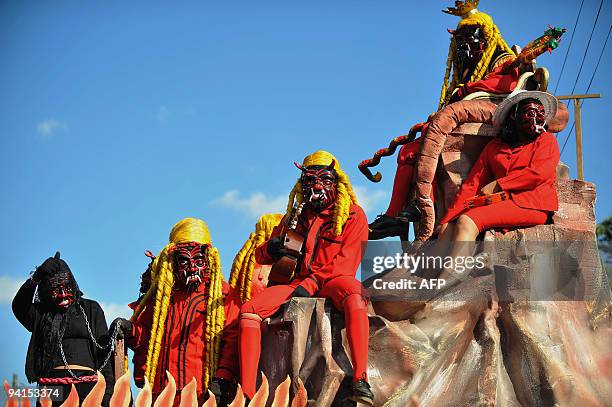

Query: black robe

[12,279,115,405]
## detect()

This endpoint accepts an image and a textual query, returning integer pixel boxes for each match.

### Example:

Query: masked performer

[111,218,241,406]
[239,151,373,405]
[437,90,559,280]
[12,252,115,406]
[369,0,517,239]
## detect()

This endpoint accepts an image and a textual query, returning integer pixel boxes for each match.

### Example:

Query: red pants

[462,198,549,232]
[386,138,435,216]
[239,276,369,398]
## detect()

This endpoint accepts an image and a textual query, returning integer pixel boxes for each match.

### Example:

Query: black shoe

[398,201,421,223]
[348,379,374,406]
[368,214,411,240]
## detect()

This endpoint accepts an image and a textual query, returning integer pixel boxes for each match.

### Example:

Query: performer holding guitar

[238,150,373,405]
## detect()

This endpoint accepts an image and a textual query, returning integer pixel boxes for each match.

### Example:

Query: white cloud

[99,302,132,321]
[0,275,23,304]
[353,185,388,217]
[212,190,286,218]
[157,106,170,122]
[36,119,68,137]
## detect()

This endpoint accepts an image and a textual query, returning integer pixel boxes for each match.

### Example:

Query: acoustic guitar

[268,203,306,286]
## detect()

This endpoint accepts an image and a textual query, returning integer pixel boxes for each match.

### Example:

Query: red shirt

[127,281,240,394]
[441,132,560,223]
[453,59,520,102]
[255,203,369,295]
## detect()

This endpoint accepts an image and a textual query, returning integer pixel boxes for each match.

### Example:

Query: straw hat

[492,90,558,127]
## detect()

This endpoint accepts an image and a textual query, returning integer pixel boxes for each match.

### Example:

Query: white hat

[492,90,558,127]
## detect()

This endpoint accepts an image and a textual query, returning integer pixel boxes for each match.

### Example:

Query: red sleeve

[497,133,559,192]
[301,205,369,293]
[440,142,494,224]
[127,304,153,350]
[215,284,241,381]
[254,218,285,265]
[464,59,519,95]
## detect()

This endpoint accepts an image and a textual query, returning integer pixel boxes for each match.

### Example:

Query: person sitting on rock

[369,0,518,240]
[436,90,560,282]
[111,218,242,406]
[238,150,373,405]
[12,252,115,406]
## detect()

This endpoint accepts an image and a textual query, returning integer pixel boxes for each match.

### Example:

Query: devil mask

[452,26,486,78]
[515,98,547,139]
[37,256,80,311]
[295,162,338,212]
[173,243,209,290]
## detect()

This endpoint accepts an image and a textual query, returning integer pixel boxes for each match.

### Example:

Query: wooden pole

[113,338,126,380]
[573,99,584,180]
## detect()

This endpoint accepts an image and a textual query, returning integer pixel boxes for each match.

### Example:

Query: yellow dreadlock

[439,5,515,108]
[131,218,225,389]
[287,150,358,237]
[229,213,283,303]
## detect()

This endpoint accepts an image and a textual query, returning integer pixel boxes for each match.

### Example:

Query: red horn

[327,160,336,171]
[293,162,305,171]
[447,28,456,35]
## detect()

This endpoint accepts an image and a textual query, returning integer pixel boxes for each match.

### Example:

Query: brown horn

[327,160,336,171]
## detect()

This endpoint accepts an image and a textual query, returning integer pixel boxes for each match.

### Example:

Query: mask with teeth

[173,243,209,290]
[39,271,78,311]
[297,163,338,212]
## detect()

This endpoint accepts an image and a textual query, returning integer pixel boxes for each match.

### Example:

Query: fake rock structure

[258,108,612,406]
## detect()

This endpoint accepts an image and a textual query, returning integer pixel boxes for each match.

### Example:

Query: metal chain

[56,304,120,380]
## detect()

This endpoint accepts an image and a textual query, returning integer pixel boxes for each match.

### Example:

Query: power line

[553,0,585,94]
[568,0,604,97]
[560,24,611,156]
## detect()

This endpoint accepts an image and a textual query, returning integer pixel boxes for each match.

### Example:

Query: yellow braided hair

[132,218,225,389]
[287,150,358,236]
[438,8,515,108]
[229,213,283,302]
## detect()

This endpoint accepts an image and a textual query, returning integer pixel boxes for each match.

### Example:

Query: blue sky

[1,1,610,386]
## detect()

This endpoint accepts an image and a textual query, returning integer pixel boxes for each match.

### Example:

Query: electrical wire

[553,0,585,94]
[560,24,611,156]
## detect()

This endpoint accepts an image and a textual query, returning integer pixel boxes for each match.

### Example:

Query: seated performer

[369,1,517,239]
[239,151,373,405]
[437,90,559,280]
[111,218,241,406]
[12,252,114,406]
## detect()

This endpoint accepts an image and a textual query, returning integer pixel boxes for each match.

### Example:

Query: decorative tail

[358,122,426,182]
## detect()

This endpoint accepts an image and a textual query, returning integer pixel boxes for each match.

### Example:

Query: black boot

[368,203,420,240]
[348,379,374,406]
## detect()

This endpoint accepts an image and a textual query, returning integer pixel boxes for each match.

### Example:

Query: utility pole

[556,93,601,180]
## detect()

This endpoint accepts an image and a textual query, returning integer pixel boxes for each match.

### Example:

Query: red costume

[239,151,372,403]
[385,60,520,218]
[440,132,559,231]
[240,204,369,398]
[128,281,240,400]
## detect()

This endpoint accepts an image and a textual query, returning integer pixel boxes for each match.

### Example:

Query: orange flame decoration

[5,370,307,407]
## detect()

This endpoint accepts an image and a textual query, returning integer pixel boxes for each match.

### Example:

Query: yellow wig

[439,6,515,108]
[131,218,224,389]
[287,150,358,236]
[229,213,283,303]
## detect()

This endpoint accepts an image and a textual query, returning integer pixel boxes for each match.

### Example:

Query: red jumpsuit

[239,204,370,398]
[385,60,521,217]
[128,281,241,404]
[440,132,559,231]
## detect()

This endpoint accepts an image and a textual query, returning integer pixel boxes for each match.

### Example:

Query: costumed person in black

[12,252,115,406]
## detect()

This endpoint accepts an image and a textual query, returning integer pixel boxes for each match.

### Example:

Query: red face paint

[301,166,337,211]
[174,244,208,289]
